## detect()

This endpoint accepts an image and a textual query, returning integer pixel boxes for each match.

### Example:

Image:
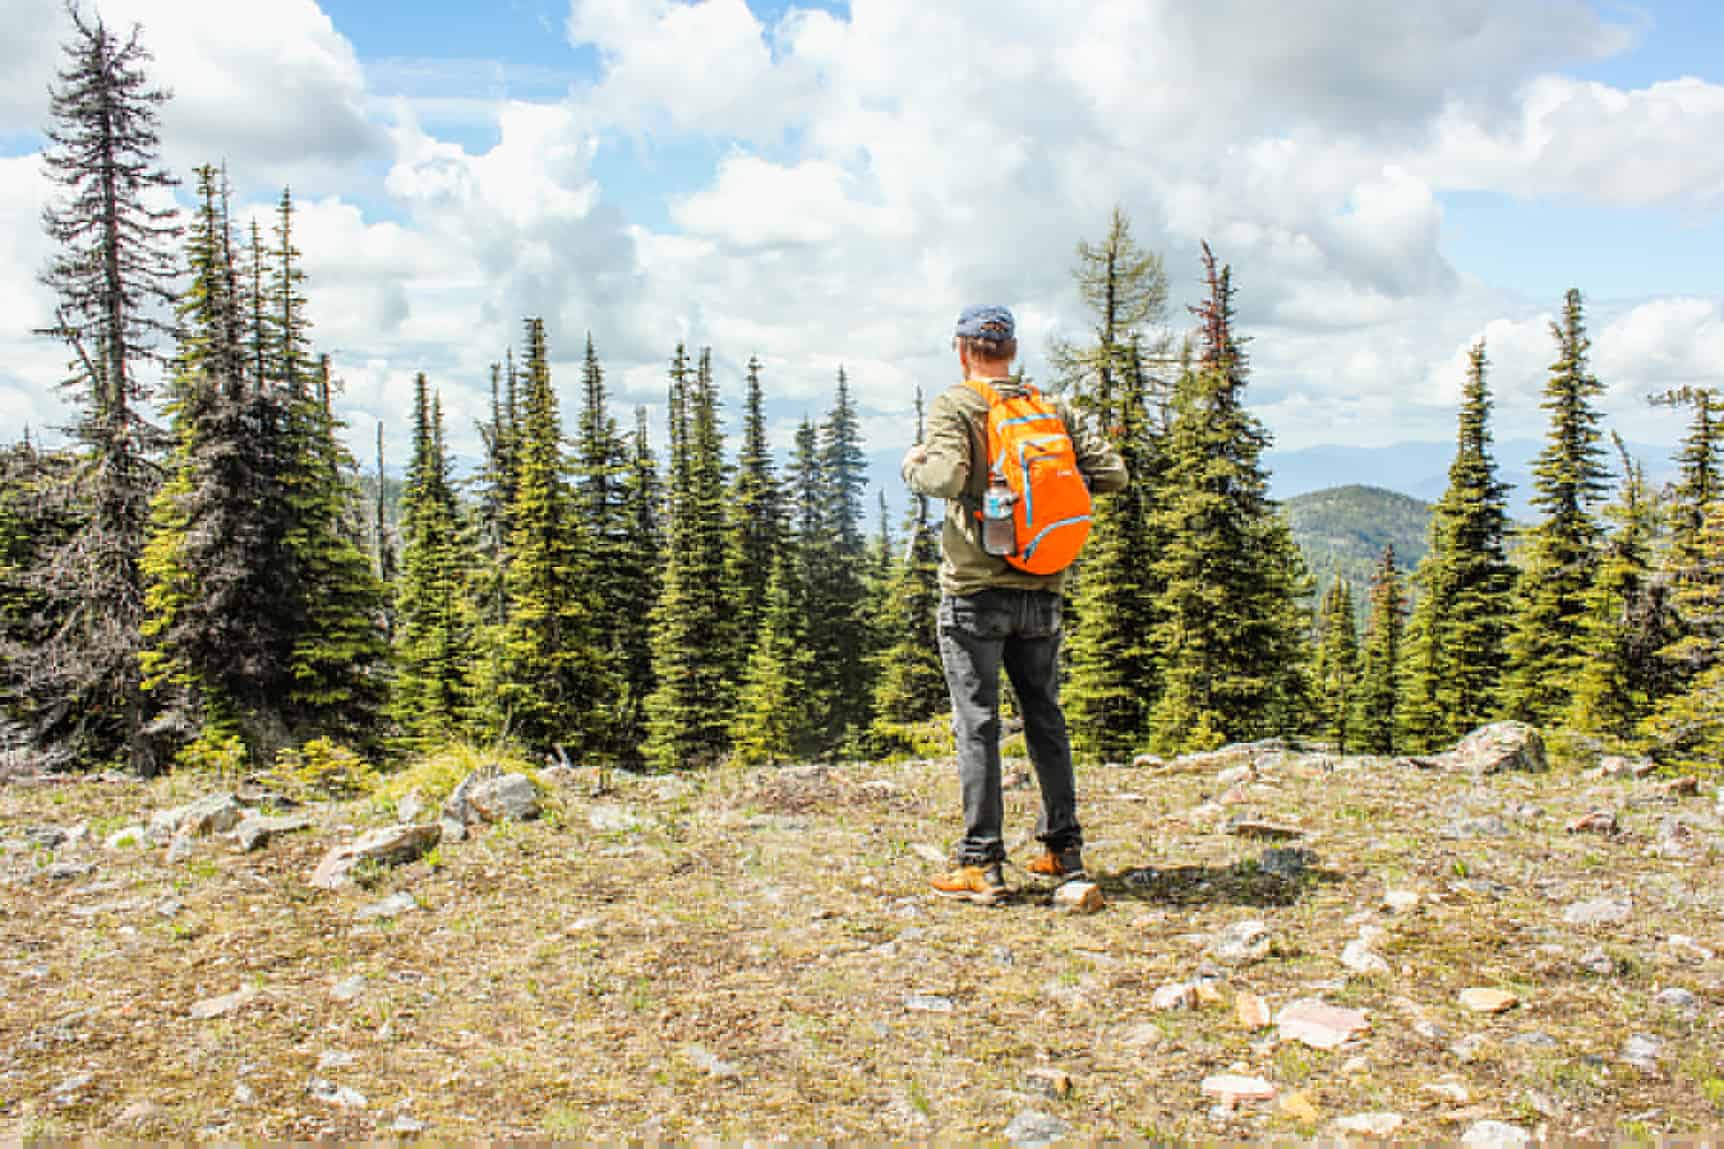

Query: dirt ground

[1,747,1720,1141]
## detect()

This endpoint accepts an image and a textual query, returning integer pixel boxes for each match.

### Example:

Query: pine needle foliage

[1501,291,1611,726]
[1352,545,1405,755]
[1399,341,1517,751]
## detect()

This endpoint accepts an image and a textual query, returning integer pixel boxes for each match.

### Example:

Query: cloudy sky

[3,0,1722,483]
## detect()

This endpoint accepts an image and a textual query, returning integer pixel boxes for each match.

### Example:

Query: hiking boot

[930,862,1008,905]
[1026,846,1086,883]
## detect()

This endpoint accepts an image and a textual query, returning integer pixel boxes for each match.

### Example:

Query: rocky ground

[1,727,1720,1142]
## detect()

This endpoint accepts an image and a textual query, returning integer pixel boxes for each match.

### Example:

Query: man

[902,305,1128,904]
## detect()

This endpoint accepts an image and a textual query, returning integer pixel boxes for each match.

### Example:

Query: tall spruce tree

[1055,209,1170,760]
[1565,438,1671,742]
[138,166,275,750]
[572,333,635,756]
[1639,497,1724,768]
[645,347,735,767]
[726,355,782,648]
[1146,245,1310,753]
[613,408,663,764]
[497,319,606,756]
[27,5,181,770]
[1311,579,1359,752]
[812,367,872,747]
[867,387,946,756]
[388,375,476,751]
[1399,341,1516,751]
[730,548,819,764]
[1353,545,1405,755]
[1501,289,1611,726]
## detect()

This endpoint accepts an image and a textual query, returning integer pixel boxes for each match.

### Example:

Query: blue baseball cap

[954,304,1015,342]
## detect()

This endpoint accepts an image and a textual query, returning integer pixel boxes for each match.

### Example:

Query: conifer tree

[1353,545,1405,755]
[645,347,734,767]
[1639,498,1724,768]
[1399,341,1517,751]
[612,408,663,763]
[1065,335,1165,760]
[0,443,82,751]
[497,319,605,755]
[812,367,872,747]
[1501,290,1611,726]
[1566,438,1672,742]
[726,355,782,648]
[139,166,273,749]
[868,388,946,755]
[781,414,833,734]
[1146,245,1310,753]
[282,355,391,748]
[730,550,818,764]
[1055,207,1172,761]
[388,375,476,750]
[572,333,635,756]
[1662,387,1720,577]
[27,5,181,769]
[1311,579,1359,751]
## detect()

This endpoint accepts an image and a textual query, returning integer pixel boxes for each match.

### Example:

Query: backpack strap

[963,378,1003,407]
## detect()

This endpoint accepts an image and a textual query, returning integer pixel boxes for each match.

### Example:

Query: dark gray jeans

[937,588,1082,866]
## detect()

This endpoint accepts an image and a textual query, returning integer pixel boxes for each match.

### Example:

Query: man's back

[905,379,1128,596]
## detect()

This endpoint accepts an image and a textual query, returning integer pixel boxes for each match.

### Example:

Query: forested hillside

[1286,485,1431,615]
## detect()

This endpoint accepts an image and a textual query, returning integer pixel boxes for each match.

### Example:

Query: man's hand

[902,444,928,471]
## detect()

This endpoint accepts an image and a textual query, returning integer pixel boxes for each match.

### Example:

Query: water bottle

[982,475,1016,556]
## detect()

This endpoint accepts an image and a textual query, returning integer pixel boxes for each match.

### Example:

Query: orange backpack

[965,380,1094,575]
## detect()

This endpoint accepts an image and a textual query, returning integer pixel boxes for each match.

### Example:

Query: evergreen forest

[3,12,1720,782]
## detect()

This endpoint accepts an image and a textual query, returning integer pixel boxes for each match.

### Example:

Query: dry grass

[1,751,1720,1140]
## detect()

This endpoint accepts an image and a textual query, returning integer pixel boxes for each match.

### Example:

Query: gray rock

[1004,1109,1070,1147]
[357,891,419,920]
[1331,1112,1405,1138]
[1206,919,1272,965]
[1225,817,1305,840]
[309,823,441,890]
[149,793,243,840]
[40,861,94,881]
[395,790,425,825]
[1564,896,1631,927]
[1621,1033,1664,1072]
[1444,815,1511,839]
[307,1077,367,1108]
[1654,987,1699,1015]
[1441,722,1547,775]
[1450,1033,1490,1063]
[190,985,258,1020]
[1578,948,1615,976]
[466,773,541,823]
[682,1044,740,1080]
[330,975,367,1002]
[1462,1120,1534,1149]
[165,834,194,865]
[392,1115,426,1135]
[438,817,467,843]
[24,825,68,849]
[233,1082,257,1105]
[1259,846,1319,880]
[232,815,312,853]
[905,993,955,1013]
[1382,888,1420,914]
[1508,1031,1559,1050]
[588,804,642,833]
[1341,938,1390,976]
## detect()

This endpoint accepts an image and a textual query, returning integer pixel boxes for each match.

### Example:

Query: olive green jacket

[902,378,1129,597]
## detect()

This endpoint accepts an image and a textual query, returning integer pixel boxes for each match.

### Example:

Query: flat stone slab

[309,823,441,890]
[1277,998,1370,1050]
[1053,881,1104,914]
[1202,1073,1276,1104]
[190,984,259,1020]
[232,815,313,853]
[150,793,243,841]
[1458,987,1520,1014]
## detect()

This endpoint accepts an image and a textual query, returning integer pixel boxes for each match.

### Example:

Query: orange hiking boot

[1026,846,1086,883]
[930,862,1008,905]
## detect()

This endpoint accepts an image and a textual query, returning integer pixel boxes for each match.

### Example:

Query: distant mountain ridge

[1284,485,1432,612]
[1266,437,1677,519]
